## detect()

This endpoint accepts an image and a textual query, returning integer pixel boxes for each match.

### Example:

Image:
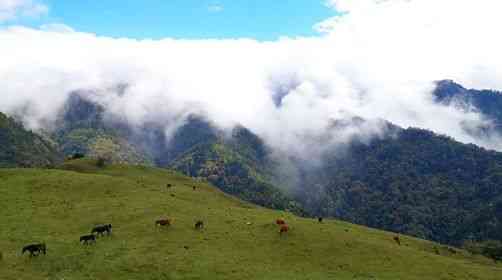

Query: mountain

[53,92,152,165]
[51,94,302,214]
[168,124,304,214]
[150,113,502,246]
[434,80,502,131]
[0,112,61,168]
[17,82,502,247]
[289,127,502,245]
[0,160,500,279]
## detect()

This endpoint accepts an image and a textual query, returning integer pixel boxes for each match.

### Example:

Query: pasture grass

[0,160,501,279]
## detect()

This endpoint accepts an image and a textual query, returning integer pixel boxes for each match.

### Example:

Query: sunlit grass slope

[0,160,500,280]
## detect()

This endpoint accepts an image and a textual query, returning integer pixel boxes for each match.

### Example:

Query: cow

[318,217,323,223]
[22,243,46,257]
[80,234,96,245]
[91,224,112,236]
[393,235,401,246]
[195,220,204,230]
[276,219,286,225]
[155,218,172,227]
[71,153,85,160]
[279,224,289,235]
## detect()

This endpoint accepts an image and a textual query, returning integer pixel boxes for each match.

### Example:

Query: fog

[2,0,502,155]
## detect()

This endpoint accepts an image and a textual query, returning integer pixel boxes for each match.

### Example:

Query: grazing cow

[318,217,323,223]
[276,219,286,225]
[80,234,96,245]
[22,243,46,257]
[71,153,85,160]
[393,236,401,246]
[167,184,172,189]
[91,224,112,236]
[193,186,196,191]
[279,224,289,235]
[195,220,204,230]
[155,218,172,227]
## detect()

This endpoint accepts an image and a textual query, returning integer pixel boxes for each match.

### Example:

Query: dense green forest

[0,112,61,168]
[291,128,502,246]
[169,125,304,214]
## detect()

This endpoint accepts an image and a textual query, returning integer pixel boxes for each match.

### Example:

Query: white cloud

[39,23,74,33]
[324,0,395,13]
[207,4,223,13]
[0,0,48,22]
[1,0,502,155]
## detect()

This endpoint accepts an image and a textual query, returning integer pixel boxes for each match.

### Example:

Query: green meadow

[0,160,500,280]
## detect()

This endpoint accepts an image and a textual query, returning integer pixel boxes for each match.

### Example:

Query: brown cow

[279,224,289,235]
[276,218,286,225]
[393,235,401,246]
[155,219,172,227]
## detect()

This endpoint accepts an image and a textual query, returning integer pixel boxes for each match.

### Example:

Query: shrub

[464,240,502,262]
[96,157,107,168]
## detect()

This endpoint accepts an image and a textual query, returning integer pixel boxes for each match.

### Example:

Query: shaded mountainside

[1,161,501,279]
[0,112,61,167]
[434,80,502,131]
[168,125,304,214]
[292,128,502,245]
[53,92,152,165]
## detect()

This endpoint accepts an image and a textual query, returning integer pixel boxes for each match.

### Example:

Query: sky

[2,0,502,156]
[1,0,336,40]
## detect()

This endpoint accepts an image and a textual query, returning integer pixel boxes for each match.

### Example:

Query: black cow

[80,234,96,245]
[91,224,112,236]
[22,243,46,257]
[195,221,204,230]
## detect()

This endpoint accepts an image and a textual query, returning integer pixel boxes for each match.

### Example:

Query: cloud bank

[0,0,47,22]
[1,0,502,155]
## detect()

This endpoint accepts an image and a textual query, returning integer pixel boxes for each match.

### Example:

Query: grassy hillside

[0,161,500,279]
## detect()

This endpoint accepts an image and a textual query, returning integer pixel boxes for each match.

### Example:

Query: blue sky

[8,0,337,40]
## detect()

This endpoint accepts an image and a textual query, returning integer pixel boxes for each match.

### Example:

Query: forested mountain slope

[0,112,61,167]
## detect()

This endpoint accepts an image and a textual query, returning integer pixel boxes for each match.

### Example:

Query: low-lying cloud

[1,0,502,155]
[0,0,47,22]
